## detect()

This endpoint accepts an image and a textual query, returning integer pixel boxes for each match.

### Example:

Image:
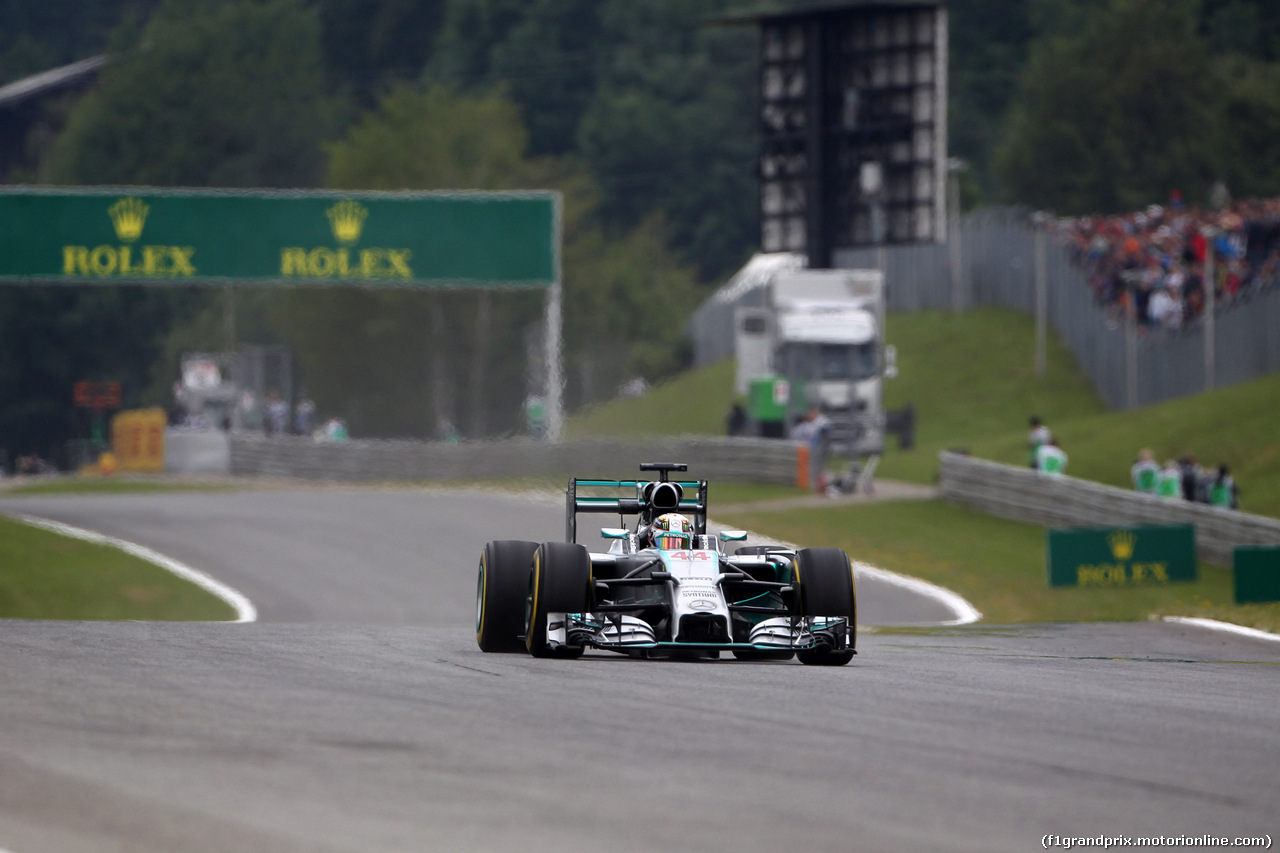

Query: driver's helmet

[651,513,693,550]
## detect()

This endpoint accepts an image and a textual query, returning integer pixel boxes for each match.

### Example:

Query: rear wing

[566,473,708,544]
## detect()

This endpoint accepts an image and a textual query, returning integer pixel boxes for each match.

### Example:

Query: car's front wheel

[793,547,856,619]
[792,547,856,667]
[525,541,592,658]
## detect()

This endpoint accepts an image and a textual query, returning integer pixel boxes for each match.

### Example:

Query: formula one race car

[476,463,856,665]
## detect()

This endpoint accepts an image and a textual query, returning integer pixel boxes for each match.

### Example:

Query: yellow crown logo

[1108,529,1136,561]
[108,197,149,243]
[327,200,368,245]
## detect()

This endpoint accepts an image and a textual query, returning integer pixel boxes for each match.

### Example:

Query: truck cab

[734,266,895,485]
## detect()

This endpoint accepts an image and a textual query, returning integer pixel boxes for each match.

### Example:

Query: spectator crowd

[1054,192,1280,332]
[1131,449,1239,509]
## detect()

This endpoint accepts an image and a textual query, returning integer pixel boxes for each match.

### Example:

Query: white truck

[734,266,896,491]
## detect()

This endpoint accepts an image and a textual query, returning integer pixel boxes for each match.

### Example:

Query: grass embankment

[0,477,236,497]
[0,515,237,620]
[567,306,1280,631]
[867,308,1280,518]
[566,359,740,438]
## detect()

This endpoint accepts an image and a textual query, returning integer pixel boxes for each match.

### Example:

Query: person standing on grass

[1131,448,1160,493]
[1157,459,1182,498]
[1028,416,1052,469]
[1179,454,1207,502]
[1036,437,1067,476]
[1209,464,1239,509]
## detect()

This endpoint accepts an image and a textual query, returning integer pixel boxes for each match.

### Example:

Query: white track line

[853,561,983,626]
[1162,616,1280,643]
[709,521,982,626]
[14,514,257,623]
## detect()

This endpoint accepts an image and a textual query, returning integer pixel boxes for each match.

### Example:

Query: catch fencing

[938,451,1280,565]
[691,207,1280,409]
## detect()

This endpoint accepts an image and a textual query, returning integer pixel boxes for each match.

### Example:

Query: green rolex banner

[0,186,558,288]
[1234,546,1280,604]
[0,185,566,440]
[1046,524,1197,588]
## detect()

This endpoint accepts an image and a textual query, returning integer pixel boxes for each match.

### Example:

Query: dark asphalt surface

[0,488,1277,853]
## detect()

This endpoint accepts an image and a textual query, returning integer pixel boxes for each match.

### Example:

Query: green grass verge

[0,477,239,497]
[0,515,238,621]
[566,359,738,438]
[719,499,1280,632]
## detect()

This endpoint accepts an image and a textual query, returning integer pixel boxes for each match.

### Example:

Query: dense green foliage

[0,0,156,81]
[316,0,446,103]
[45,0,333,187]
[997,0,1280,212]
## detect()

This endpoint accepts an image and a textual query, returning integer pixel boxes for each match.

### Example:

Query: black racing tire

[793,547,856,618]
[797,647,855,666]
[732,649,796,662]
[793,547,856,667]
[525,541,592,658]
[476,540,538,653]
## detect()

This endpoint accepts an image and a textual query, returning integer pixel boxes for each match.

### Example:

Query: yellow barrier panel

[111,408,167,472]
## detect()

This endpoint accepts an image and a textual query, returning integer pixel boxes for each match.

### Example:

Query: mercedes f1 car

[476,463,856,665]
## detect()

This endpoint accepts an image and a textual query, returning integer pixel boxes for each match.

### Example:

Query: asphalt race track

[1,488,1277,853]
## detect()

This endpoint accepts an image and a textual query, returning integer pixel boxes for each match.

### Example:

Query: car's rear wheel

[792,547,856,667]
[476,540,538,653]
[526,541,592,658]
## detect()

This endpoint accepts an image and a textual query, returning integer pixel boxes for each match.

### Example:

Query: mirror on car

[721,530,748,541]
